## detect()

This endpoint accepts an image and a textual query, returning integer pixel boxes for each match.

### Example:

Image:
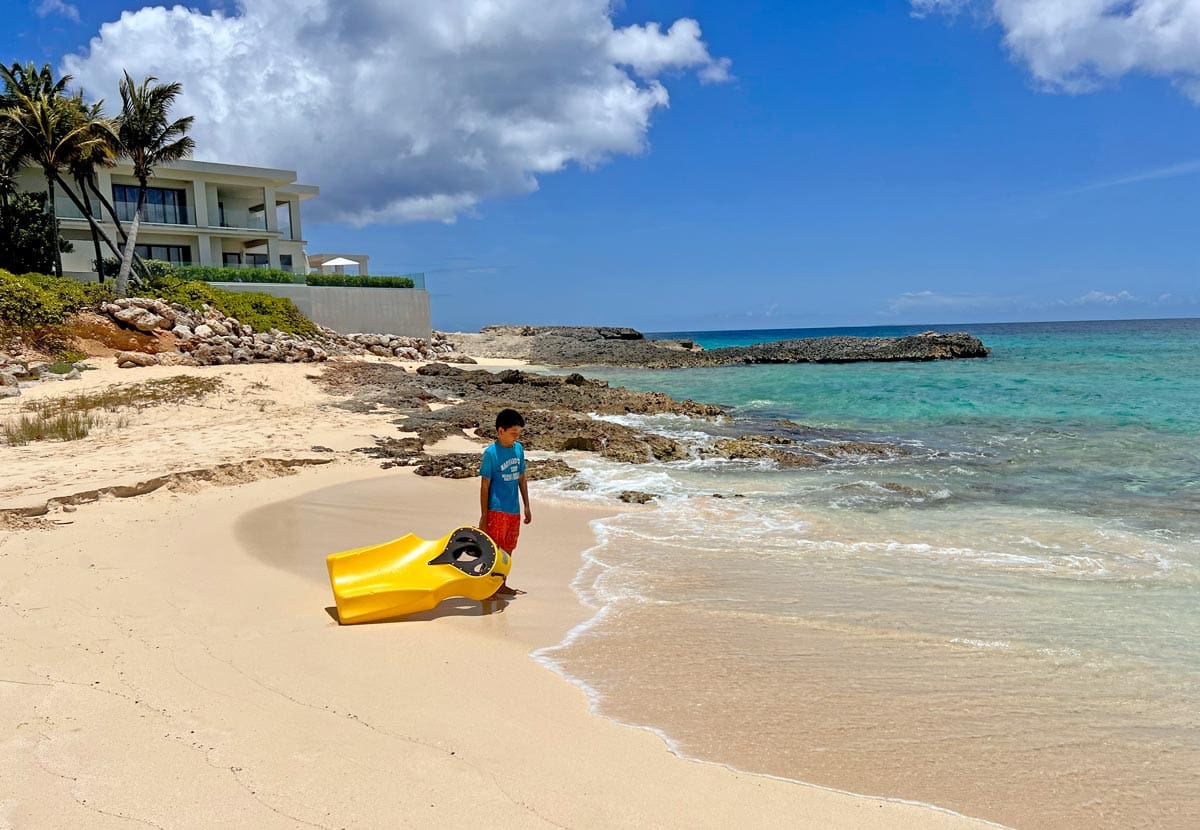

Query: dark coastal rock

[443,327,989,368]
[481,325,643,341]
[619,490,656,504]
[321,363,912,474]
[525,459,578,481]
[416,362,467,377]
[700,438,824,468]
[412,453,577,480]
[813,440,910,459]
[353,435,427,468]
[414,453,479,478]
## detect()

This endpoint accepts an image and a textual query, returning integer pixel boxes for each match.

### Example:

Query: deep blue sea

[534,318,1200,830]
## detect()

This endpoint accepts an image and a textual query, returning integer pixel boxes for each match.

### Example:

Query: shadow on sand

[324,596,512,625]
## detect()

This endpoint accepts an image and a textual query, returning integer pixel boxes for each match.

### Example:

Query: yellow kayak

[326,526,510,624]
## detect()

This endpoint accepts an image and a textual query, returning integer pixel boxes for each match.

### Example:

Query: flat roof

[103,158,319,194]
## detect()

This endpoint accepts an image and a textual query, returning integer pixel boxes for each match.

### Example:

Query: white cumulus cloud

[63,0,730,225]
[913,0,1200,103]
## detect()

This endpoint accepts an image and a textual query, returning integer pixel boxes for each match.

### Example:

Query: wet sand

[0,459,1001,828]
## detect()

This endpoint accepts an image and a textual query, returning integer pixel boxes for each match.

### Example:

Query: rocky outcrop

[96,298,457,368]
[320,362,917,499]
[320,361,717,465]
[356,440,579,481]
[442,326,989,367]
[0,349,89,396]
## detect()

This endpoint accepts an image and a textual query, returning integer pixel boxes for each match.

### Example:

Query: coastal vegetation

[306,274,416,289]
[2,375,223,446]
[0,61,194,292]
[151,278,317,336]
[0,268,316,358]
[0,191,73,275]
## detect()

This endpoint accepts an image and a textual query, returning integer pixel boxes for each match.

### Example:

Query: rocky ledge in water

[443,326,989,368]
[319,363,908,488]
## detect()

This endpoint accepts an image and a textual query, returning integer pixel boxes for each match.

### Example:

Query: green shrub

[174,265,301,284]
[0,192,73,275]
[306,274,415,288]
[155,279,318,336]
[54,348,89,365]
[19,272,115,311]
[0,270,69,327]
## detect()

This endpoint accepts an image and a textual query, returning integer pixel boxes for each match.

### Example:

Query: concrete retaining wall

[211,283,432,340]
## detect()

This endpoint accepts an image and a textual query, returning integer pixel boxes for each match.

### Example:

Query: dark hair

[496,408,525,429]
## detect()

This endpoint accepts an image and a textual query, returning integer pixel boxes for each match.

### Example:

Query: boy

[479,408,531,596]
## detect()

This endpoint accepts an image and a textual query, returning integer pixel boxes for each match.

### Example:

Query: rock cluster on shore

[0,348,89,397]
[442,325,989,367]
[95,298,466,368]
[321,362,910,495]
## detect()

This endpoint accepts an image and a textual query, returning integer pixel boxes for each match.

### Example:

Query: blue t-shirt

[480,441,525,514]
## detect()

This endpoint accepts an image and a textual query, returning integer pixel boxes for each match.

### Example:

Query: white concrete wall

[211,283,432,340]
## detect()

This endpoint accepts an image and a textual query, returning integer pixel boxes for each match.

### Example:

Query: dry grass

[3,376,225,446]
[4,411,96,445]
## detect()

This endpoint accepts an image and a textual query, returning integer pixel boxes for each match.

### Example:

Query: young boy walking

[479,408,531,596]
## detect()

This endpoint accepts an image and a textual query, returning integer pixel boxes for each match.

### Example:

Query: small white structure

[308,253,369,276]
[15,159,318,276]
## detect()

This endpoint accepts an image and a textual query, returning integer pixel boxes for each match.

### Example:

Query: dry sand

[1,358,1001,828]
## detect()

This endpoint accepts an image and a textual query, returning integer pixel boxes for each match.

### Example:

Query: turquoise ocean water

[533,319,1200,830]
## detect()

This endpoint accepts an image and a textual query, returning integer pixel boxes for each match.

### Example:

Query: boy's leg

[485,511,524,597]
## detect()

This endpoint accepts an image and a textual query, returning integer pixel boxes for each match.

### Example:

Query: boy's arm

[519,473,532,524]
[479,477,490,531]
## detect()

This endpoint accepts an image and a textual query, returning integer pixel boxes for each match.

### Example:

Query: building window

[114,185,191,225]
[223,252,242,267]
[135,244,191,265]
[248,253,269,268]
[276,202,294,240]
[279,254,293,271]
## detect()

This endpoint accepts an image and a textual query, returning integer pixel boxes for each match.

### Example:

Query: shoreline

[1,457,998,828]
[530,517,1015,830]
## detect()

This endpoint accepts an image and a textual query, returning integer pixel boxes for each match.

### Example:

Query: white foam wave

[531,515,1017,830]
[951,638,1012,650]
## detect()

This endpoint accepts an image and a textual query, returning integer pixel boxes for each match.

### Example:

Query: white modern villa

[15,159,318,277]
[13,159,432,339]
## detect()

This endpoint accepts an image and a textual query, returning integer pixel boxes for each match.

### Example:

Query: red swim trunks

[485,510,521,553]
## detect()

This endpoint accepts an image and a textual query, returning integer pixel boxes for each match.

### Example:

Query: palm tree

[0,119,23,212]
[67,100,119,280]
[0,64,103,277]
[114,72,194,297]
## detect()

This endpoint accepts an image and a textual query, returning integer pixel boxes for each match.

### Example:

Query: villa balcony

[114,200,195,226]
[216,207,267,231]
[54,196,104,221]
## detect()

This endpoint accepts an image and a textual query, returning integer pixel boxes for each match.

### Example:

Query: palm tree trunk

[76,175,105,282]
[115,184,146,298]
[44,171,63,277]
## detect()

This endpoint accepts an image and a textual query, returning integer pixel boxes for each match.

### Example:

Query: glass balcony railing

[114,200,194,226]
[54,197,103,221]
[217,208,267,230]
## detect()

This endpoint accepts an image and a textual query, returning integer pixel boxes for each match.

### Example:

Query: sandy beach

[0,356,1005,828]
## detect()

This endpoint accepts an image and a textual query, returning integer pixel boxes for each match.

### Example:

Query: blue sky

[5,0,1200,331]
